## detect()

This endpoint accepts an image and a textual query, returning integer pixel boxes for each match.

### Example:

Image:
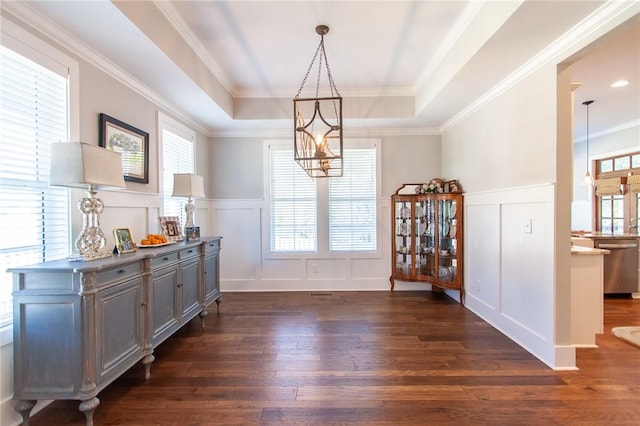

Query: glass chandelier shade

[293,25,343,178]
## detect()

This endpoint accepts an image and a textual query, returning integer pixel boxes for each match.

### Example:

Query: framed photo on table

[99,113,149,184]
[159,216,184,242]
[113,228,137,254]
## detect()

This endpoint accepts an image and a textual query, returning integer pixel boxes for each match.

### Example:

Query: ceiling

[5,1,639,140]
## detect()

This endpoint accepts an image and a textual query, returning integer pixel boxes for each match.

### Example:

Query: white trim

[414,0,485,92]
[2,1,210,137]
[155,1,233,95]
[576,119,640,144]
[261,138,383,260]
[440,0,640,133]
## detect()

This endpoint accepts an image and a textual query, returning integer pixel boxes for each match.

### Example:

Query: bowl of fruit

[139,234,172,247]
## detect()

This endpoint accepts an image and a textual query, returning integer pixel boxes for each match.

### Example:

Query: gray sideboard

[8,236,222,426]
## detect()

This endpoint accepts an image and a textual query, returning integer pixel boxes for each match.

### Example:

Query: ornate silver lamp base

[74,189,112,261]
[184,197,195,228]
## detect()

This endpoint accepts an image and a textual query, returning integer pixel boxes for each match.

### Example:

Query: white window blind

[329,148,377,252]
[269,147,317,252]
[162,127,194,226]
[0,45,71,326]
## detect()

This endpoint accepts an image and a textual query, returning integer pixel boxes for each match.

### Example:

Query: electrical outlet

[524,219,532,234]
[311,264,319,273]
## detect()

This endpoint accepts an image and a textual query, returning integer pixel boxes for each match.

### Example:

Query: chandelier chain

[295,37,323,99]
[295,35,341,99]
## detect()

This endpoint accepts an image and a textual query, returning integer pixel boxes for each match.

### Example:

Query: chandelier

[293,25,343,178]
[582,100,594,186]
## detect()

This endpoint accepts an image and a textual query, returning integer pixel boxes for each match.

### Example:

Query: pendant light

[293,25,343,178]
[582,100,594,186]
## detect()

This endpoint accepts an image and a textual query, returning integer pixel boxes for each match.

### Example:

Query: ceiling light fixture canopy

[293,24,343,178]
[582,100,594,187]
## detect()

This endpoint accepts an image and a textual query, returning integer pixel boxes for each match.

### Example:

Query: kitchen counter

[571,245,608,347]
[576,233,640,239]
[571,245,609,255]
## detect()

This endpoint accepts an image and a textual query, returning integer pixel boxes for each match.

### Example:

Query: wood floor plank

[21,291,640,425]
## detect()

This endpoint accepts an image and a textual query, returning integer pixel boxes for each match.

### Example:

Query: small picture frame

[113,228,137,254]
[159,216,184,242]
[446,179,461,193]
[185,226,200,241]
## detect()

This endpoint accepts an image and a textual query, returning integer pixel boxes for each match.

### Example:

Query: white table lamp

[50,142,125,260]
[172,173,205,228]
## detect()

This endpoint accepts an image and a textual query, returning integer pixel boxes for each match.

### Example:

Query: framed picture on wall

[159,216,184,242]
[99,113,149,184]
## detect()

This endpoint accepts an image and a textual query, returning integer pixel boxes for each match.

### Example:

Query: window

[595,151,640,234]
[160,113,196,225]
[268,146,317,252]
[0,41,73,326]
[266,139,379,255]
[329,148,377,252]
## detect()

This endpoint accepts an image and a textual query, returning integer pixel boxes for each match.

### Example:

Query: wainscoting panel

[465,203,501,310]
[211,199,396,292]
[214,206,261,281]
[464,184,568,369]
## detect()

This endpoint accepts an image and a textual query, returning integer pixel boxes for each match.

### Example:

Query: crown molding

[154,0,234,96]
[414,0,485,92]
[209,125,440,139]
[575,119,640,143]
[440,0,640,134]
[1,1,211,137]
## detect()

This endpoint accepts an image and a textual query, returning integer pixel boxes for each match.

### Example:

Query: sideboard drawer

[151,251,179,270]
[180,247,199,260]
[95,261,144,287]
[204,239,220,253]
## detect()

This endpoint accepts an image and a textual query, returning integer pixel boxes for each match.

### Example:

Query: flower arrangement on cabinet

[415,178,444,194]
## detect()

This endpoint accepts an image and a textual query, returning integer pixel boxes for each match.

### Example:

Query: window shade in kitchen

[594,178,621,196]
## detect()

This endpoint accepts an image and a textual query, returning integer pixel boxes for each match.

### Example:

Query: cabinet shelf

[390,184,463,302]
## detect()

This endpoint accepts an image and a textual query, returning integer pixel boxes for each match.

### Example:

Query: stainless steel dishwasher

[593,238,639,294]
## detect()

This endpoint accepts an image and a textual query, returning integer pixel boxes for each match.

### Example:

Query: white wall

[441,63,573,369]
[441,5,639,369]
[209,134,443,292]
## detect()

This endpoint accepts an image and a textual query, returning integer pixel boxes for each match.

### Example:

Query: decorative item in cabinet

[390,183,464,303]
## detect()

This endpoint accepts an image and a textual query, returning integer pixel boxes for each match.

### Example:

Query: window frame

[594,150,640,233]
[263,138,382,260]
[0,17,80,330]
[158,111,198,226]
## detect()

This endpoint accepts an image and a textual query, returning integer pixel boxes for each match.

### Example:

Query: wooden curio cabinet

[390,183,464,301]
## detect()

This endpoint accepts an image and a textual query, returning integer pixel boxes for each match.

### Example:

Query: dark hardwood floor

[24,291,640,425]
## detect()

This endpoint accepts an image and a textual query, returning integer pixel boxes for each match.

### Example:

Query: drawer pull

[118,269,126,274]
[187,250,193,253]
[163,257,170,261]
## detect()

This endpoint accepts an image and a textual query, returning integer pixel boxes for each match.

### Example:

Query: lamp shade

[172,173,205,198]
[49,142,125,190]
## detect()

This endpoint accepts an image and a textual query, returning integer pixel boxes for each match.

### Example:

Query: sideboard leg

[79,397,100,426]
[215,297,221,313]
[142,353,155,380]
[15,399,36,425]
[199,308,208,328]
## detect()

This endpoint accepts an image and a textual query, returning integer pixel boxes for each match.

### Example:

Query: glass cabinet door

[415,198,435,278]
[394,200,412,277]
[437,197,458,283]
